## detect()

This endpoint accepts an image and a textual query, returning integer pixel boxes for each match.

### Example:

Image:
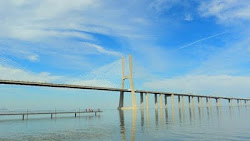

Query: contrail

[179,31,228,49]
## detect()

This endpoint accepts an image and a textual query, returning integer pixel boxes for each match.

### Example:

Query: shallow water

[0,106,250,141]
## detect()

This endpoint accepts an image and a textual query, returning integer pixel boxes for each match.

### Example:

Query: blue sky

[0,0,250,109]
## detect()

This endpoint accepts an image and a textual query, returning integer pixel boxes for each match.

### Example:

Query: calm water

[0,106,250,141]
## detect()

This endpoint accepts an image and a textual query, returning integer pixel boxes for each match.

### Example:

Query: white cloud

[82,43,122,57]
[199,0,250,23]
[0,0,155,65]
[2,26,94,41]
[27,54,39,62]
[184,14,193,21]
[0,0,151,40]
[143,75,250,98]
[0,66,62,82]
[150,0,181,13]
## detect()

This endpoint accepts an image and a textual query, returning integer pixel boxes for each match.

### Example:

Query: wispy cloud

[0,65,62,82]
[184,13,193,21]
[199,0,250,23]
[179,31,228,49]
[82,43,122,57]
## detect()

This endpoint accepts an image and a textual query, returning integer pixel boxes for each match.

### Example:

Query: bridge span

[0,79,249,109]
[0,55,249,109]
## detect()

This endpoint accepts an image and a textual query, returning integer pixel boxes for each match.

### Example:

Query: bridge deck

[0,110,102,120]
[0,80,249,101]
[0,111,102,116]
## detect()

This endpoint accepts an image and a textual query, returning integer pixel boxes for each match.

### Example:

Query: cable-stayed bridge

[0,55,249,109]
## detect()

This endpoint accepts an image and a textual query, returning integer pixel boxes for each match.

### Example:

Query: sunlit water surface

[0,106,250,141]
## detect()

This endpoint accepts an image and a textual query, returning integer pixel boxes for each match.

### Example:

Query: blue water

[0,106,250,141]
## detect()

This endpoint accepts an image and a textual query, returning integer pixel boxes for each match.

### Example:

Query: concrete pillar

[192,96,195,107]
[181,96,185,109]
[197,97,200,107]
[201,97,204,107]
[171,94,175,108]
[118,91,124,109]
[119,57,125,110]
[188,96,191,107]
[164,95,168,109]
[129,55,137,109]
[178,96,181,108]
[206,97,208,107]
[159,94,163,109]
[237,99,239,106]
[209,98,212,107]
[229,99,234,107]
[155,94,158,109]
[240,100,242,106]
[140,92,144,109]
[145,93,149,109]
[171,94,175,122]
[216,99,219,107]
[181,96,186,121]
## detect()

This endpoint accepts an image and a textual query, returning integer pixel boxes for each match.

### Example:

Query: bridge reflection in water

[118,105,249,141]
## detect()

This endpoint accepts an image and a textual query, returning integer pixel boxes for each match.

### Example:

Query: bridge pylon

[118,55,137,110]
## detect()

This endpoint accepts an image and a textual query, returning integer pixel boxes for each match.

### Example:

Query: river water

[0,106,250,141]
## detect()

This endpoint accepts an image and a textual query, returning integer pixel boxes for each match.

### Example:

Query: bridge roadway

[0,110,102,120]
[0,80,249,101]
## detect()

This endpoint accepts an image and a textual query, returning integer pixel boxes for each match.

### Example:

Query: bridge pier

[200,97,204,107]
[188,96,191,107]
[171,94,174,109]
[216,99,219,107]
[164,95,168,109]
[181,96,185,109]
[209,98,212,107]
[191,96,195,107]
[155,94,158,109]
[159,94,163,109]
[178,96,181,108]
[229,99,234,107]
[118,91,124,109]
[118,55,137,109]
[206,97,209,107]
[197,97,200,107]
[145,93,149,109]
[140,92,144,109]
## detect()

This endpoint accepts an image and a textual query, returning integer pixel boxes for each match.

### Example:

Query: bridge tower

[118,55,137,109]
